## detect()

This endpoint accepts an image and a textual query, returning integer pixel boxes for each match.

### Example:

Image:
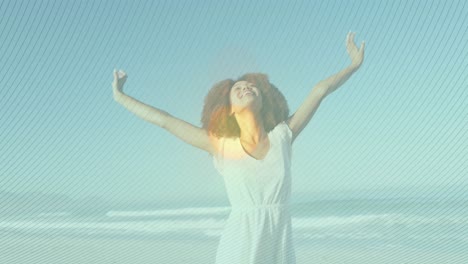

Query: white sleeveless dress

[212,121,296,264]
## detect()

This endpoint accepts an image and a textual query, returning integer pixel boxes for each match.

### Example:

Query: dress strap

[220,137,224,170]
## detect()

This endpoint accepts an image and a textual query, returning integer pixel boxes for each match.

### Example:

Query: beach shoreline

[1,235,467,264]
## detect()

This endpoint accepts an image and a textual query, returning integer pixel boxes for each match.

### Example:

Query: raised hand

[112,69,128,97]
[346,32,365,69]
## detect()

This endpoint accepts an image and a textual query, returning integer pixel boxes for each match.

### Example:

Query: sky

[0,0,466,206]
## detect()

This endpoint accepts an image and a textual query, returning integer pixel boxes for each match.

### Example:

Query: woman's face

[229,80,263,116]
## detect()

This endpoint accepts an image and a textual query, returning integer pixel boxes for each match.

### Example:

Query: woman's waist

[230,203,290,211]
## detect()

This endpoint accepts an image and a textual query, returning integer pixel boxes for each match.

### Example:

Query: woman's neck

[235,111,267,145]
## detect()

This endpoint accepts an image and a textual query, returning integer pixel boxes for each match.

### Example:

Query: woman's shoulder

[208,134,233,156]
[209,134,249,160]
[273,120,293,144]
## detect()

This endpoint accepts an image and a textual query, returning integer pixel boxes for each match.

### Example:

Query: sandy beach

[1,235,467,264]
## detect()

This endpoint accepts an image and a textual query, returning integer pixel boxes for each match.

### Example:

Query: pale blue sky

[1,0,466,205]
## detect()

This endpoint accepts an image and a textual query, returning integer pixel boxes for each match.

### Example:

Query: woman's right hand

[112,69,127,98]
[346,32,365,70]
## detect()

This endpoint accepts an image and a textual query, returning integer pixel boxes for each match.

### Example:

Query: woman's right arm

[114,91,169,128]
[112,69,219,155]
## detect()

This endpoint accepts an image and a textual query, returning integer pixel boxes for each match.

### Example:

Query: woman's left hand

[346,31,365,69]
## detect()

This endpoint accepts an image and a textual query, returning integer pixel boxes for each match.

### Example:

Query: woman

[112,32,365,264]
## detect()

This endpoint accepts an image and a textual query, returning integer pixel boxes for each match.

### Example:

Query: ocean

[1,196,467,255]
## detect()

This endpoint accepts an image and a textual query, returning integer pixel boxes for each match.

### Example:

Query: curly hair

[201,73,289,139]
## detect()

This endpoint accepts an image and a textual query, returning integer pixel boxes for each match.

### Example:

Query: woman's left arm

[320,32,365,97]
[286,32,365,142]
